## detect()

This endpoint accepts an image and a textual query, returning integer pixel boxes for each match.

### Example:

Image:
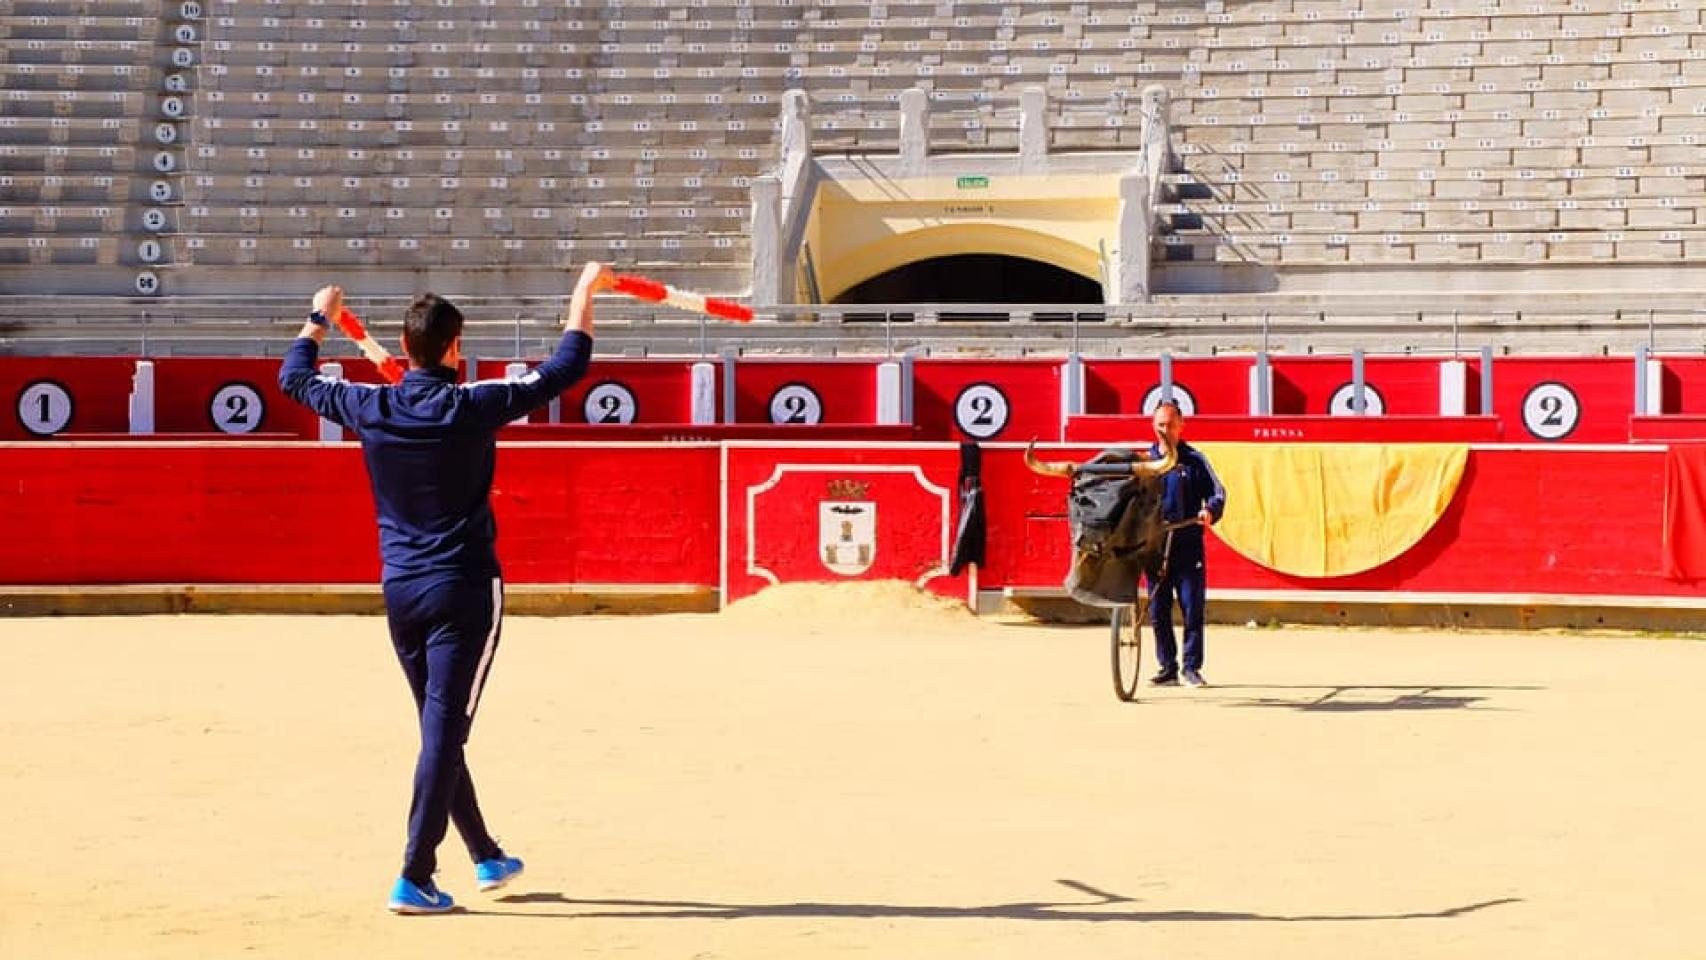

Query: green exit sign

[956,175,990,189]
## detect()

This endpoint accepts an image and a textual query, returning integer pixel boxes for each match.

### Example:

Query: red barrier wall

[1491,357,1634,444]
[913,358,1062,441]
[492,445,720,585]
[475,358,705,425]
[1,357,135,439]
[1,440,1700,603]
[733,360,883,425]
[1269,356,1447,417]
[721,443,970,603]
[1660,358,1706,416]
[500,424,917,441]
[1632,416,1706,442]
[0,354,1669,444]
[154,358,319,438]
[1082,359,1160,416]
[980,443,1693,598]
[1083,357,1254,418]
[0,443,720,586]
[1066,415,1504,443]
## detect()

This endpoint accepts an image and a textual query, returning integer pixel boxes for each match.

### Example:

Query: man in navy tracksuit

[1146,401,1227,689]
[279,262,612,914]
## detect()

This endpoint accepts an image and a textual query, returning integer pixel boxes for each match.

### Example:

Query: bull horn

[1135,438,1178,476]
[1023,441,1077,478]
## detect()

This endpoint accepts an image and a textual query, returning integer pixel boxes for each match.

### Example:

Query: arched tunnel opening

[833,254,1104,322]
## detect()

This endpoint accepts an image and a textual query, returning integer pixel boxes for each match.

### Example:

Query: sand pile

[720,580,971,628]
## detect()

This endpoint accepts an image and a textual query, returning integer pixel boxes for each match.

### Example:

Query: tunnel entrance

[834,254,1104,322]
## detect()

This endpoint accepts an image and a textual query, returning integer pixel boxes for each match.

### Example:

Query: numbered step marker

[954,383,1011,439]
[768,384,823,425]
[210,382,264,434]
[1521,382,1581,441]
[16,380,73,436]
[582,381,638,425]
[1141,383,1197,417]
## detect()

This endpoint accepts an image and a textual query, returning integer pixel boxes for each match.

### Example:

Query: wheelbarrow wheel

[1110,603,1142,702]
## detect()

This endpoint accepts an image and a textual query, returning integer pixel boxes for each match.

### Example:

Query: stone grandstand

[1,0,1703,356]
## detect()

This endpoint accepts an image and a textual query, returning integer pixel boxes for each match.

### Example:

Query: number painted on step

[17,380,73,436]
[1521,382,1580,441]
[1328,382,1385,416]
[1141,383,1197,417]
[582,381,638,425]
[210,382,264,434]
[953,383,1010,439]
[768,384,822,425]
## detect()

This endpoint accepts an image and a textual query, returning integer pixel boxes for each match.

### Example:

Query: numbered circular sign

[164,73,189,93]
[582,381,638,424]
[768,383,823,425]
[161,96,185,119]
[135,271,161,295]
[180,1,203,18]
[16,380,73,436]
[149,179,173,202]
[210,382,264,434]
[152,151,176,173]
[142,208,168,231]
[174,23,198,43]
[1328,382,1386,416]
[1521,382,1581,441]
[137,239,163,263]
[953,382,1011,439]
[171,47,195,68]
[1140,383,1198,416]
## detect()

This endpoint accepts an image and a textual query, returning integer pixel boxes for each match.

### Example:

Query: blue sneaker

[388,877,456,915]
[474,856,525,892]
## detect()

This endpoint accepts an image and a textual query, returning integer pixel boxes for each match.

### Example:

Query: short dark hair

[1154,399,1183,416]
[401,293,463,368]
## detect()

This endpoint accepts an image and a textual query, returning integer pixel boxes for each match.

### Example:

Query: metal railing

[2,297,1703,360]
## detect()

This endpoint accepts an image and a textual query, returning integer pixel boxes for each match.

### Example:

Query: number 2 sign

[210,382,265,435]
[1521,382,1580,441]
[582,381,638,425]
[954,383,1010,439]
[768,384,823,425]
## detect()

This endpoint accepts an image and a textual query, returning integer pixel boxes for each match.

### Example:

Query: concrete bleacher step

[6,0,1706,306]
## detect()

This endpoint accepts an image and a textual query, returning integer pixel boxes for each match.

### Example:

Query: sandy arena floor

[3,584,1704,959]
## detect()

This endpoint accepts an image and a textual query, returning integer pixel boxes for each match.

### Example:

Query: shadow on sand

[474,879,1521,924]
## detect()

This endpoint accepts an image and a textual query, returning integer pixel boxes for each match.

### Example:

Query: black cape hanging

[949,441,986,575]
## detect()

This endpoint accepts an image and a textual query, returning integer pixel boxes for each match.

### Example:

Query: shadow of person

[1203,683,1541,712]
[473,878,1521,924]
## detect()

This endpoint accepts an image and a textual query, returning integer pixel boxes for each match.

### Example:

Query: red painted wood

[1,440,1699,601]
[1066,415,1505,443]
[153,357,320,438]
[1490,356,1634,443]
[0,354,1668,446]
[1631,415,1706,442]
[0,444,720,586]
[475,358,706,426]
[980,444,1690,597]
[733,359,886,425]
[721,444,969,603]
[913,358,1062,442]
[0,357,135,439]
[1657,358,1706,416]
[1270,356,1449,416]
[500,424,917,441]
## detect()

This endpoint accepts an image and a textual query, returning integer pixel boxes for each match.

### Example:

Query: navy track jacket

[1147,440,1228,531]
[280,329,592,581]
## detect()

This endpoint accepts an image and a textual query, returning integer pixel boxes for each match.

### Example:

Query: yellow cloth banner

[1196,443,1469,578]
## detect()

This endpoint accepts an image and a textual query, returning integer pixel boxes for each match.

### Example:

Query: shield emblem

[819,500,877,576]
